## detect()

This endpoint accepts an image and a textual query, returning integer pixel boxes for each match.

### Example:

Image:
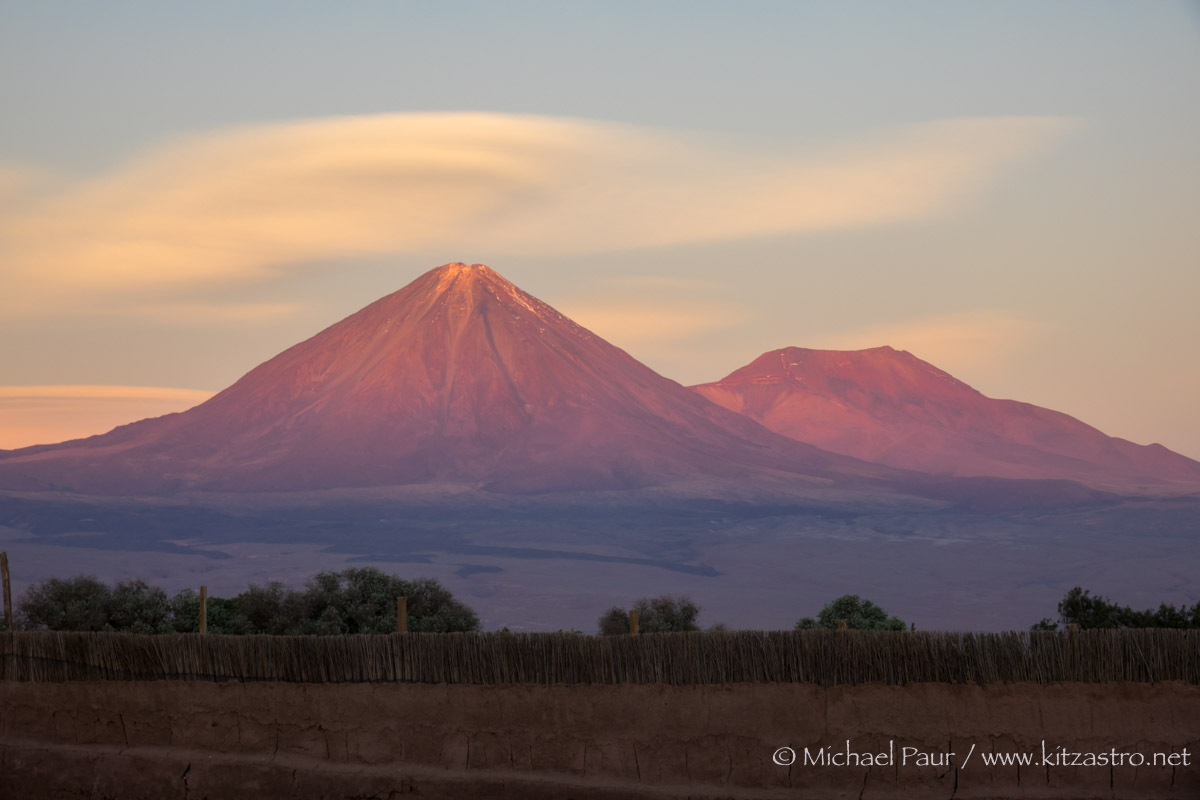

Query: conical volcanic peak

[0,263,884,495]
[693,346,1200,491]
[408,262,556,322]
[397,261,595,342]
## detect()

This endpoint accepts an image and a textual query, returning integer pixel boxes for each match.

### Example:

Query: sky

[1,1,1198,457]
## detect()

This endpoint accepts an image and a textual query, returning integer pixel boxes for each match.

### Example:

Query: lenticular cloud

[0,112,1076,299]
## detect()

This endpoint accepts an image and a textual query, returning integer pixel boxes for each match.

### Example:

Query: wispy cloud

[0,386,214,401]
[1,112,1077,314]
[0,385,214,450]
[132,301,307,324]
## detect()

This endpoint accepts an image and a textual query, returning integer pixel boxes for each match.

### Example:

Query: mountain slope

[692,346,1200,492]
[0,264,889,495]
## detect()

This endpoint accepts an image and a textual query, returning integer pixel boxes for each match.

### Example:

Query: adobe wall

[1,680,1198,799]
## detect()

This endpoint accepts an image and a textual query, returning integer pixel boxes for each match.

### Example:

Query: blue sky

[4,3,1195,163]
[1,1,1198,456]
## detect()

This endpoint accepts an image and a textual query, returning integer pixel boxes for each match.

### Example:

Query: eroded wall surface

[2,680,1198,799]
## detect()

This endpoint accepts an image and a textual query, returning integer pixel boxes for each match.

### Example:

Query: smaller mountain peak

[774,344,897,357]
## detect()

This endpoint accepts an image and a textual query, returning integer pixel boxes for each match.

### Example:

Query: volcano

[692,346,1200,492]
[0,264,890,495]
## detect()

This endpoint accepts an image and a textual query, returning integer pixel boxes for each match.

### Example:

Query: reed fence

[1,629,1196,686]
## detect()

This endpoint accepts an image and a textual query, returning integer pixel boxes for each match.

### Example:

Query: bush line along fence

[2,629,1198,686]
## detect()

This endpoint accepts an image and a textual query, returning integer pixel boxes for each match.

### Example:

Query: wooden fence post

[397,596,408,633]
[629,608,639,636]
[199,585,208,634]
[1,552,12,633]
[837,618,848,631]
[1068,622,1079,679]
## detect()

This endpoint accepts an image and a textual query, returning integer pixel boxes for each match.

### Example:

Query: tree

[107,579,173,634]
[597,605,629,635]
[597,594,701,634]
[1034,586,1200,630]
[398,576,481,632]
[18,575,113,631]
[169,588,202,633]
[15,569,480,634]
[794,594,906,631]
[17,575,175,633]
[167,587,254,634]
[297,568,479,634]
[233,581,299,635]
[171,569,480,634]
[1055,586,1132,629]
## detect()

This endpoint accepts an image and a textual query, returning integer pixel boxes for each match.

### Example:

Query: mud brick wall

[2,680,1198,799]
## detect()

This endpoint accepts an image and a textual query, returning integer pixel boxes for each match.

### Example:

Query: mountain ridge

[691,345,1200,492]
[2,264,1185,501]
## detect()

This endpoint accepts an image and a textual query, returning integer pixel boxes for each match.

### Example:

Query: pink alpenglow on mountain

[0,264,880,495]
[691,346,1200,492]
